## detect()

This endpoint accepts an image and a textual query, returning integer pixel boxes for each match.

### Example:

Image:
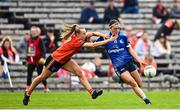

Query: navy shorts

[44,55,70,73]
[115,60,137,77]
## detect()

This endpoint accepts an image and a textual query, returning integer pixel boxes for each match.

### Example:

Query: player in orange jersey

[23,24,117,105]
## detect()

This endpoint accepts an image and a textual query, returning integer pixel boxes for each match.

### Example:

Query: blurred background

[0,0,180,92]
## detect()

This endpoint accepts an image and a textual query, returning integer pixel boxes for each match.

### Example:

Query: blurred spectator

[0,60,3,74]
[25,26,49,92]
[152,0,169,24]
[36,27,41,36]
[121,0,139,13]
[169,0,180,18]
[56,68,70,84]
[0,37,19,79]
[103,0,120,23]
[0,30,2,42]
[125,25,138,49]
[17,33,29,54]
[43,28,59,53]
[107,61,114,77]
[94,57,107,77]
[56,68,70,78]
[134,31,157,73]
[135,29,144,39]
[154,34,172,59]
[0,36,19,64]
[154,19,180,41]
[135,31,155,60]
[82,62,97,79]
[80,1,102,24]
[100,0,108,2]
[0,0,11,2]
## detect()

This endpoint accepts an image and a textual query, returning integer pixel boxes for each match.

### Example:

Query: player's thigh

[62,60,82,77]
[130,70,142,86]
[40,66,52,80]
[120,71,136,85]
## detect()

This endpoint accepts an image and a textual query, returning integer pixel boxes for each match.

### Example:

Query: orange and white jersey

[51,34,85,64]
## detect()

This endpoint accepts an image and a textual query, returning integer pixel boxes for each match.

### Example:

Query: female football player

[23,24,117,105]
[96,19,152,105]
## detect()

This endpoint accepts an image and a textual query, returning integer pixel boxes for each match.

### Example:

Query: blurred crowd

[0,0,180,87]
[79,0,180,24]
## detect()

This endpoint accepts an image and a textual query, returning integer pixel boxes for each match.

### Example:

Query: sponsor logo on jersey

[108,48,124,53]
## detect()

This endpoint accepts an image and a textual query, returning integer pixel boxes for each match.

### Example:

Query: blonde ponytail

[64,24,76,32]
[62,24,85,39]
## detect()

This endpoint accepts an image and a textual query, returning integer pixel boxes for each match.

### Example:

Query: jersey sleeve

[124,35,131,48]
[95,37,104,42]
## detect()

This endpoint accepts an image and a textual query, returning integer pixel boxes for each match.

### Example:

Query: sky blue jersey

[96,32,133,68]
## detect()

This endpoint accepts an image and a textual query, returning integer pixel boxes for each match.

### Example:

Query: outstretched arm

[86,32,109,38]
[128,46,146,66]
[83,35,117,48]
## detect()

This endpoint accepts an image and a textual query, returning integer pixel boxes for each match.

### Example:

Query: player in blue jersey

[96,19,151,105]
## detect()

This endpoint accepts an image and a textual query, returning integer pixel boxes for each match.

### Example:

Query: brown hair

[0,36,15,58]
[1,36,13,49]
[159,35,168,49]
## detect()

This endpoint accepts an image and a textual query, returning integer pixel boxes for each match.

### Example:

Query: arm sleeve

[96,37,104,42]
[124,35,131,48]
[39,39,46,58]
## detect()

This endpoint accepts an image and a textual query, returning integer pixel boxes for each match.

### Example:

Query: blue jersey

[96,32,133,68]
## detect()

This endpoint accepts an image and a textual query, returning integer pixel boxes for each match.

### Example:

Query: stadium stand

[0,0,180,91]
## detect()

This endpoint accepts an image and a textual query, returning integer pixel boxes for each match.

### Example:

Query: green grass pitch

[0,91,180,109]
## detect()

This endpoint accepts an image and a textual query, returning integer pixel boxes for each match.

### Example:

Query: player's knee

[129,80,138,87]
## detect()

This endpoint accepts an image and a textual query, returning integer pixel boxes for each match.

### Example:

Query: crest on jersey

[119,39,124,44]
